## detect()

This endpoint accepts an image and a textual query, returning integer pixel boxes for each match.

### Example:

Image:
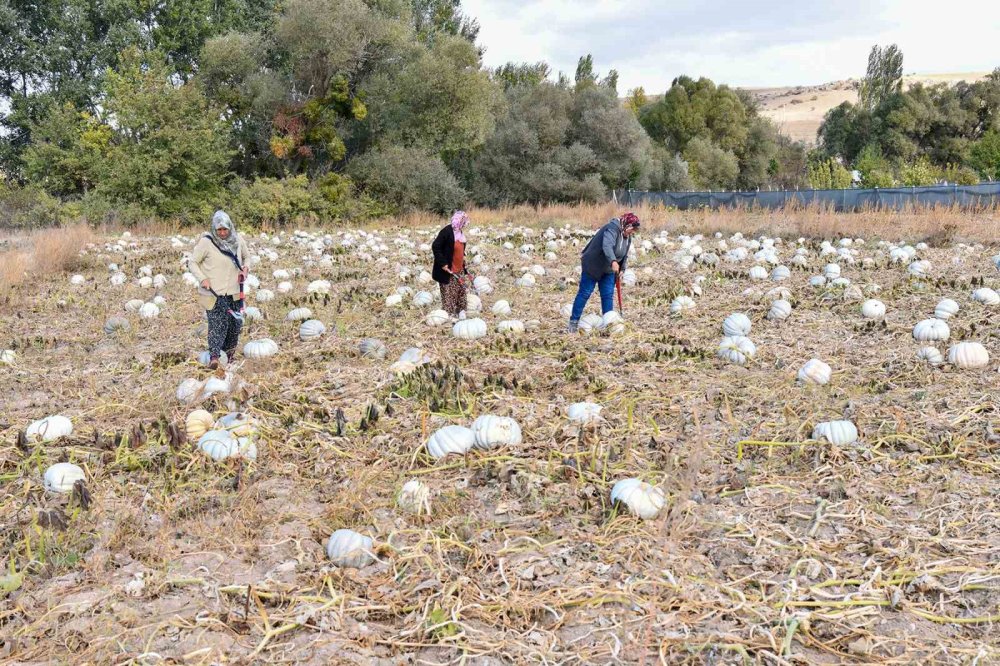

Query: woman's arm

[188,238,209,283]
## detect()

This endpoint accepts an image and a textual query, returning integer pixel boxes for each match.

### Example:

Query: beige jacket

[188,235,250,310]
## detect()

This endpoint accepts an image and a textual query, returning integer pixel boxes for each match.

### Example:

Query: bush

[940,163,980,185]
[348,146,468,214]
[854,144,896,188]
[899,157,938,186]
[807,157,853,189]
[226,176,328,228]
[968,130,1000,180]
[683,137,739,190]
[0,184,66,228]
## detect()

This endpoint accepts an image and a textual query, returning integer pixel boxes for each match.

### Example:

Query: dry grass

[1,211,999,664]
[0,224,93,297]
[382,202,1000,246]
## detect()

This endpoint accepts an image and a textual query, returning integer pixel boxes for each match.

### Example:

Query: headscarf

[451,210,470,243]
[619,212,641,231]
[210,210,240,255]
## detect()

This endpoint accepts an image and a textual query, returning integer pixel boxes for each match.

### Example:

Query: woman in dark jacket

[568,212,641,332]
[431,211,471,316]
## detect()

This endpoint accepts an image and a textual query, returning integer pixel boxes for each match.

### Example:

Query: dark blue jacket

[580,219,630,280]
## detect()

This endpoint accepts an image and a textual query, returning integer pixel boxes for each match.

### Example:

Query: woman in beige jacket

[188,210,250,369]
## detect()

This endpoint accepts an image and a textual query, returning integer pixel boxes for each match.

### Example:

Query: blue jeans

[570,270,616,322]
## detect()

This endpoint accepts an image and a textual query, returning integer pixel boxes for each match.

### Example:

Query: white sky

[462,0,999,91]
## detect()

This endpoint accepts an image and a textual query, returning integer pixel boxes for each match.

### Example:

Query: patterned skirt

[439,277,467,316]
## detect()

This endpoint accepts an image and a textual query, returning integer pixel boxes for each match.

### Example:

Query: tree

[683,137,738,189]
[96,50,233,217]
[899,156,939,186]
[493,62,550,90]
[575,54,596,90]
[410,0,480,44]
[624,87,647,117]
[348,145,467,213]
[807,157,852,189]
[968,129,1000,180]
[854,144,895,188]
[23,103,110,196]
[858,44,903,112]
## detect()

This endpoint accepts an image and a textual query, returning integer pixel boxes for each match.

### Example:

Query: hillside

[747,72,990,145]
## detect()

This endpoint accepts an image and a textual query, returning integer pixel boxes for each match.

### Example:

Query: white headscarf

[210,210,240,255]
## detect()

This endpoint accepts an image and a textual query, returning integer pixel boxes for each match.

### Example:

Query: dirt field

[1,207,999,664]
[748,72,990,145]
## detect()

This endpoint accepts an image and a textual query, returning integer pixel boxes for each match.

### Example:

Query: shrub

[348,146,468,214]
[940,163,980,185]
[0,184,66,229]
[226,175,328,229]
[899,157,938,186]
[807,157,853,189]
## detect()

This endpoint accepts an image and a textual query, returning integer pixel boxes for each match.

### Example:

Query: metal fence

[619,182,1000,212]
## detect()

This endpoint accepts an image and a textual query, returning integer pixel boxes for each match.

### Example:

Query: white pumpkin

[577,313,604,335]
[917,346,944,366]
[912,318,950,342]
[670,296,696,314]
[139,302,160,319]
[0,349,15,365]
[748,265,768,280]
[26,415,74,442]
[567,402,602,424]
[452,318,487,340]
[600,310,625,335]
[770,265,791,281]
[359,338,387,359]
[110,272,127,286]
[861,299,886,319]
[824,263,841,279]
[285,307,312,321]
[767,300,792,321]
[516,273,536,288]
[947,342,989,369]
[497,319,525,334]
[255,289,274,303]
[197,429,257,461]
[717,336,756,366]
[201,375,231,399]
[797,359,832,386]
[473,276,493,294]
[723,312,752,337]
[185,410,215,441]
[466,294,482,312]
[492,300,512,316]
[425,309,451,326]
[398,480,431,516]
[425,425,476,459]
[621,269,637,286]
[412,291,434,307]
[243,338,279,359]
[176,378,204,404]
[307,279,331,295]
[217,411,255,437]
[471,415,522,449]
[103,316,131,335]
[277,280,293,293]
[326,529,374,568]
[43,463,85,493]
[809,276,826,287]
[70,274,86,285]
[972,288,1000,306]
[812,420,859,445]
[907,260,931,277]
[399,347,432,365]
[934,298,959,320]
[385,293,403,307]
[138,276,153,288]
[299,319,326,340]
[610,478,665,520]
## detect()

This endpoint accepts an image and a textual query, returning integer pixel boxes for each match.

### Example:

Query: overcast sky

[462,0,999,91]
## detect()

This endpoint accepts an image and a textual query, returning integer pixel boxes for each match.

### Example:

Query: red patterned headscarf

[620,212,641,230]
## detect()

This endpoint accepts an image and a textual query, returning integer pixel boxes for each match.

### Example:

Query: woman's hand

[201,279,211,290]
[611,261,620,273]
[443,266,453,274]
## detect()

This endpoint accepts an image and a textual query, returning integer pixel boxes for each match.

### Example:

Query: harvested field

[1,208,999,664]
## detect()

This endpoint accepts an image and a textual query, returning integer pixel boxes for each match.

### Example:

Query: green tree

[493,62,550,90]
[969,129,1000,180]
[683,136,739,189]
[97,50,233,217]
[807,157,852,189]
[624,87,647,117]
[854,144,895,188]
[899,156,939,186]
[23,103,110,196]
[574,54,596,90]
[348,145,467,213]
[859,43,903,112]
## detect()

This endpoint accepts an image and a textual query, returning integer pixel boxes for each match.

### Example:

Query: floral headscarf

[451,210,470,243]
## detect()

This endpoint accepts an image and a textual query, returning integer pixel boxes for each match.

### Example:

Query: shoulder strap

[203,234,243,272]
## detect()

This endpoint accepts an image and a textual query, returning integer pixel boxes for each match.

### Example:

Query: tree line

[0,3,997,227]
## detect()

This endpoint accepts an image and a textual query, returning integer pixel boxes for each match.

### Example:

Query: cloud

[463,0,999,91]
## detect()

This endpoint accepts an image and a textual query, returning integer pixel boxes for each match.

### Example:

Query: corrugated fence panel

[620,183,1000,211]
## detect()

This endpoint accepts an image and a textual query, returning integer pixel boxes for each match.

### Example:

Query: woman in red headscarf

[568,212,641,332]
[431,211,471,316]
